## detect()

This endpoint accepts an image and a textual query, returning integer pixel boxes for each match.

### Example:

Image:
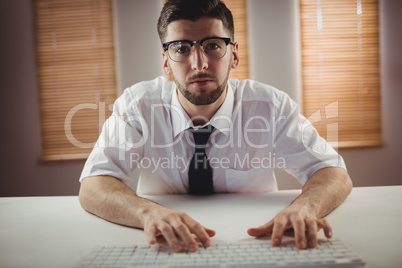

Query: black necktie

[188,125,214,195]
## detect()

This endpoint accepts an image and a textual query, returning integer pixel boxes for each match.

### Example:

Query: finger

[204,227,216,238]
[172,221,199,252]
[247,220,274,237]
[158,222,182,252]
[182,216,213,249]
[305,218,318,248]
[145,225,158,245]
[318,218,333,239]
[291,214,307,249]
[271,216,289,247]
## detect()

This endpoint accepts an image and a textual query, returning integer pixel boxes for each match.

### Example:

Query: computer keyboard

[75,238,365,268]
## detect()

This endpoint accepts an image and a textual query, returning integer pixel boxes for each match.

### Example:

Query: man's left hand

[247,205,332,249]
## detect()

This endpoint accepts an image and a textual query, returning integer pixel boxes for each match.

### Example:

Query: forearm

[290,167,353,218]
[78,175,160,229]
[78,175,215,252]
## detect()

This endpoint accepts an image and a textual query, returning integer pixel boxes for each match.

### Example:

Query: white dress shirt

[80,76,346,194]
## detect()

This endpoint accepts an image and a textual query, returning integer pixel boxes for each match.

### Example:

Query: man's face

[162,17,239,106]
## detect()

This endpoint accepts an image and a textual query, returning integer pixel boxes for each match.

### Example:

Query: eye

[171,43,191,54]
[204,42,221,51]
[177,47,190,53]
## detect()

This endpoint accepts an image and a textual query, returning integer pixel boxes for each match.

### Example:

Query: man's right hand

[79,176,215,253]
[141,206,216,252]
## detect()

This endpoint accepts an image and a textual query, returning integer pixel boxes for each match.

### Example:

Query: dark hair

[157,0,234,43]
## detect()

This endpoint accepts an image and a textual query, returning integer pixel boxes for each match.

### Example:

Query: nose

[190,44,208,71]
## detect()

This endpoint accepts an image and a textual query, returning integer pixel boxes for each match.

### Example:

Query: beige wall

[0,0,400,196]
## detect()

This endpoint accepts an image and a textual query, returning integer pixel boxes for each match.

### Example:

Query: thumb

[247,221,273,237]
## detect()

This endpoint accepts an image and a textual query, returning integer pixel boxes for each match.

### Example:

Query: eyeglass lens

[168,39,228,62]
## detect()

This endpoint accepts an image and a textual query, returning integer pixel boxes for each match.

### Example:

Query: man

[79,0,352,253]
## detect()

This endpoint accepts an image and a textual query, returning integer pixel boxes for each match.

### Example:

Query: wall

[113,0,163,93]
[0,0,400,197]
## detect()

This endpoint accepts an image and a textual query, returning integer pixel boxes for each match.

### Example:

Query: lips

[191,78,212,83]
[190,79,213,87]
[189,76,215,87]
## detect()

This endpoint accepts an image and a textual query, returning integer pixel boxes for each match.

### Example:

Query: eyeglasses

[163,37,235,62]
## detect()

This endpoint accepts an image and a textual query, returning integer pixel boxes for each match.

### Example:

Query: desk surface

[0,186,401,268]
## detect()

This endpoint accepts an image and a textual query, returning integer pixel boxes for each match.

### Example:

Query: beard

[169,63,231,106]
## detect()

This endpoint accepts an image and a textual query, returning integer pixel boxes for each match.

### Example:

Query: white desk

[0,186,401,268]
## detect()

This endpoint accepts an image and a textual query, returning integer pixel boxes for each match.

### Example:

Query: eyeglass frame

[162,37,235,62]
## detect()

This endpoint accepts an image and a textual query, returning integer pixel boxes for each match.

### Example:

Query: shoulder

[229,79,286,107]
[114,76,174,114]
[124,76,174,102]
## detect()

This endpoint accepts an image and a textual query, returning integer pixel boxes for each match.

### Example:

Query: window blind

[35,0,117,160]
[224,0,249,81]
[300,0,382,148]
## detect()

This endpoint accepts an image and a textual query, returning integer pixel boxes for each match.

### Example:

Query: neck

[178,88,227,126]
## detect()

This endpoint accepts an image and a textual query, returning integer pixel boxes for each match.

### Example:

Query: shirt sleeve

[273,91,346,185]
[79,89,146,189]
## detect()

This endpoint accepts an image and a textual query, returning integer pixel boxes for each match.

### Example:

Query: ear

[231,42,240,69]
[162,51,171,76]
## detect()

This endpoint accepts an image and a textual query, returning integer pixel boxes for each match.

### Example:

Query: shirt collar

[171,82,234,138]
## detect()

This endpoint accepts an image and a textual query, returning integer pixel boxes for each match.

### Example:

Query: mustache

[187,73,216,83]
